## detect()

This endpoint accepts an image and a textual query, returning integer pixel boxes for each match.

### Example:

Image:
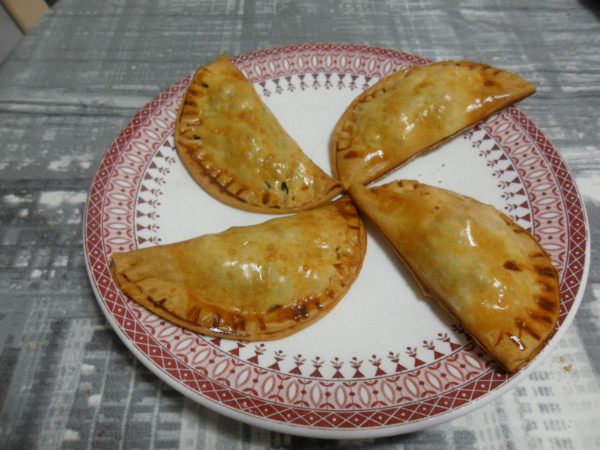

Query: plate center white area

[140,73,523,378]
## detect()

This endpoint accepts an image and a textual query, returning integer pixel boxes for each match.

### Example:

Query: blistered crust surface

[111,197,366,341]
[348,180,559,371]
[175,54,343,213]
[332,61,536,186]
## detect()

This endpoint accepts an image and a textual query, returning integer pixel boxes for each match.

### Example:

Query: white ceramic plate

[84,43,590,439]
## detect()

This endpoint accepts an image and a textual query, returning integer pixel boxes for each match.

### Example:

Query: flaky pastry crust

[176,54,343,213]
[111,196,366,341]
[349,180,560,371]
[331,61,536,187]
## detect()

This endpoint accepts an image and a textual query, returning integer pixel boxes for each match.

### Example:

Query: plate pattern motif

[85,43,588,434]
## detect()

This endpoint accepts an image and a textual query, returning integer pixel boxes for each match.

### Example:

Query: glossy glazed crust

[331,61,536,187]
[111,196,367,341]
[348,180,560,372]
[175,54,343,213]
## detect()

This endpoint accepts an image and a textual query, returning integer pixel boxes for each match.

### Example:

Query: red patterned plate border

[84,43,589,438]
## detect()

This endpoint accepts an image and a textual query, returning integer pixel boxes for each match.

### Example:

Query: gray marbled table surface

[1,1,599,449]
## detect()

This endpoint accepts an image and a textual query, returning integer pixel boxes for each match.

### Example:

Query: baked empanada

[175,54,343,213]
[348,180,560,371]
[332,61,536,186]
[111,196,366,340]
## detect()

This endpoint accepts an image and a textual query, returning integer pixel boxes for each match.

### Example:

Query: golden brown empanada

[332,61,536,186]
[175,54,343,213]
[348,180,560,371]
[111,196,366,341]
